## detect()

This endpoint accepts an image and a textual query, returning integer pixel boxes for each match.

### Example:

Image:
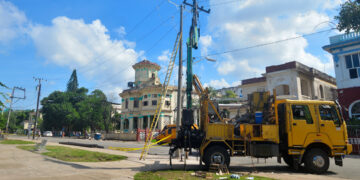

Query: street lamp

[193,56,217,64]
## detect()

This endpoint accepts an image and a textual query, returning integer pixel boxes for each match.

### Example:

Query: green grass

[0,139,35,144]
[134,170,275,180]
[17,145,127,162]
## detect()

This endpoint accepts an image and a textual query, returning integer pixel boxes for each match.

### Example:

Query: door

[317,104,345,146]
[289,104,317,146]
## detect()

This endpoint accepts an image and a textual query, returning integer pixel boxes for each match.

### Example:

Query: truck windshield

[319,105,341,127]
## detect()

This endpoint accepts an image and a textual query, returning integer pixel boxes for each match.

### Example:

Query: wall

[240,81,267,100]
[266,69,299,99]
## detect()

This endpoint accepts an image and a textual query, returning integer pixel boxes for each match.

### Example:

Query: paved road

[10,135,360,179]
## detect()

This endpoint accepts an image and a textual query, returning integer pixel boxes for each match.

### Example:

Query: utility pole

[5,86,26,134]
[183,0,210,109]
[176,4,184,158]
[33,77,44,140]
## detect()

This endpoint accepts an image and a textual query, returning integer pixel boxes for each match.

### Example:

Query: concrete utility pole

[176,4,184,158]
[33,77,44,140]
[5,86,26,134]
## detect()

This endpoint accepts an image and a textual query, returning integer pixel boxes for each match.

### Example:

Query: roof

[132,59,160,70]
[266,61,336,84]
[241,77,266,85]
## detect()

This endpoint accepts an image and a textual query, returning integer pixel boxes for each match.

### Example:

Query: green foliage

[0,109,34,132]
[18,145,127,162]
[67,69,79,92]
[0,81,9,108]
[207,86,218,99]
[335,0,360,33]
[225,90,237,98]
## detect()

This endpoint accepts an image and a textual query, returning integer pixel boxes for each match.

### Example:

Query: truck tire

[204,145,230,168]
[282,154,293,167]
[304,148,329,174]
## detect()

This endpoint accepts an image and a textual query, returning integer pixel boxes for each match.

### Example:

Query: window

[345,53,360,79]
[133,117,138,130]
[292,105,313,124]
[275,84,290,96]
[124,119,129,130]
[350,101,360,120]
[350,69,358,79]
[319,85,324,99]
[166,94,171,98]
[143,101,148,106]
[144,95,148,99]
[125,99,128,109]
[300,79,310,96]
[152,94,157,98]
[152,100,157,106]
[165,101,171,106]
[319,105,341,126]
[143,116,148,129]
[346,55,352,68]
[134,98,139,108]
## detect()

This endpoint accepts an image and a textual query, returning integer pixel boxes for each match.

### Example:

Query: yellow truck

[170,75,352,174]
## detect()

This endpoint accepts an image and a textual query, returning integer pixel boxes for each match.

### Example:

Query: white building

[240,61,337,101]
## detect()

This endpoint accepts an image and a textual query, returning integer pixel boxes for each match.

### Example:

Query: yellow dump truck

[170,75,352,174]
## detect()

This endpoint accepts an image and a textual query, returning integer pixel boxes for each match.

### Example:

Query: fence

[348,125,360,155]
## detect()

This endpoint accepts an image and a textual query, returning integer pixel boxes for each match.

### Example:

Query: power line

[197,28,336,58]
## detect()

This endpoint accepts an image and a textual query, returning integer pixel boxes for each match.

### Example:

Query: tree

[335,0,360,33]
[0,82,8,108]
[67,69,79,92]
[225,90,237,98]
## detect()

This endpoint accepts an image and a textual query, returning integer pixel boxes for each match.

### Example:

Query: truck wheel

[304,148,329,174]
[282,154,293,167]
[204,145,230,168]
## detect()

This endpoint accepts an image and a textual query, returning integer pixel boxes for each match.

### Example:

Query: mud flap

[335,156,343,166]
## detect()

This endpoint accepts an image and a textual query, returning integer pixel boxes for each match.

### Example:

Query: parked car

[43,131,53,137]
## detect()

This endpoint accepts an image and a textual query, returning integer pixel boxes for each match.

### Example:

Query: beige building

[119,60,180,132]
[240,61,337,101]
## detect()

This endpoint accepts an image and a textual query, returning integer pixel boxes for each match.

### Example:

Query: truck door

[317,104,345,146]
[290,104,317,146]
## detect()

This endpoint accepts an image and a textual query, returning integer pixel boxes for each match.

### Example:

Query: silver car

[43,131,53,137]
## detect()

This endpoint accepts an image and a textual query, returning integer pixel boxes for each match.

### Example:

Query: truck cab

[277,99,351,173]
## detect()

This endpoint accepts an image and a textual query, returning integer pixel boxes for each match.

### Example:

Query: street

[3,135,359,180]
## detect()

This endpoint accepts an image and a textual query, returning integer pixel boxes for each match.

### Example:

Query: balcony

[330,31,360,44]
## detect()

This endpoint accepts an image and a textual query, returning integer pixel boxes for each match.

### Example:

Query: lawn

[0,139,35,144]
[17,145,127,162]
[134,170,275,180]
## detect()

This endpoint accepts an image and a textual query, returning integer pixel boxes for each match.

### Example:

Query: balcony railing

[330,31,360,44]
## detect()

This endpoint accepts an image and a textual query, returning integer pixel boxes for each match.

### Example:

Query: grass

[0,139,35,144]
[134,170,275,180]
[17,145,127,162]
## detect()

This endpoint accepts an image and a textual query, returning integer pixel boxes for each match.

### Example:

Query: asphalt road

[12,135,360,179]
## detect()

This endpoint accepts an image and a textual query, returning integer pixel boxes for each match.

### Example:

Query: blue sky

[0,0,344,110]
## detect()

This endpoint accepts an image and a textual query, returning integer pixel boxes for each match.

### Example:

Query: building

[240,61,337,101]
[216,86,242,98]
[323,32,360,120]
[119,60,180,132]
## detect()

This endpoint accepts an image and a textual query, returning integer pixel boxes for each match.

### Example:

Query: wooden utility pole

[33,77,43,139]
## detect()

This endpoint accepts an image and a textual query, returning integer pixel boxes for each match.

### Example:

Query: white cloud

[30,16,141,103]
[204,78,230,89]
[0,0,27,43]
[115,26,126,37]
[207,0,341,78]
[200,35,212,56]
[157,50,170,62]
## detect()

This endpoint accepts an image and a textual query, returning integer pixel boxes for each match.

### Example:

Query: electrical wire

[196,28,336,58]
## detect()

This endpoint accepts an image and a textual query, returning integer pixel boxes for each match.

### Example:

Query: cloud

[29,16,142,102]
[204,78,230,89]
[0,0,27,44]
[199,35,212,56]
[115,26,126,37]
[206,0,341,79]
[157,50,170,62]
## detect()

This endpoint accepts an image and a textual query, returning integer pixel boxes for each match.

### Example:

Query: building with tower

[119,60,181,132]
[323,32,360,120]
